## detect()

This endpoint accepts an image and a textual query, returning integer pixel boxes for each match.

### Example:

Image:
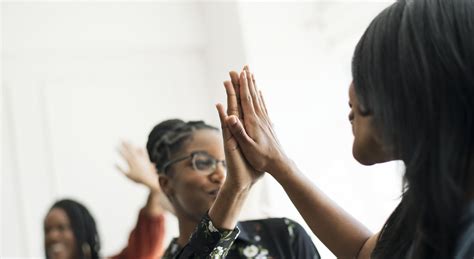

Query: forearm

[272,159,373,258]
[208,182,251,230]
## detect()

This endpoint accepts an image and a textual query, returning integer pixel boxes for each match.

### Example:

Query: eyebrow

[188,150,208,155]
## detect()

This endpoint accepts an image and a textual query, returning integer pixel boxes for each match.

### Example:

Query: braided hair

[46,199,100,259]
[146,119,218,174]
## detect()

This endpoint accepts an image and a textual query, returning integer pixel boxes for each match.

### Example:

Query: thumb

[225,115,254,146]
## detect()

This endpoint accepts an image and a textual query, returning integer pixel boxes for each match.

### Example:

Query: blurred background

[2,1,403,258]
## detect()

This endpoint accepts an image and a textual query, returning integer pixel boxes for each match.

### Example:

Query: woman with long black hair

[219,0,474,257]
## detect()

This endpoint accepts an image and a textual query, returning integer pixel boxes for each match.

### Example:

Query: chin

[353,149,395,165]
[352,146,379,165]
[354,155,377,165]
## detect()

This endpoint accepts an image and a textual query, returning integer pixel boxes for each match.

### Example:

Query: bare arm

[274,159,373,258]
[223,66,377,258]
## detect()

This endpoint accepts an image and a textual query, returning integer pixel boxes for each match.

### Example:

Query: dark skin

[44,208,79,259]
[158,129,226,247]
[348,83,393,165]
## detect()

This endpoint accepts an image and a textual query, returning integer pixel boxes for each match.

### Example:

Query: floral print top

[162,214,320,259]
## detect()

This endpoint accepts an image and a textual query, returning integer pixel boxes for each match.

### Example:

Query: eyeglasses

[162,151,226,175]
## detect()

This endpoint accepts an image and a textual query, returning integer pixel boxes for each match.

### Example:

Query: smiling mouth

[208,189,220,196]
[47,243,66,256]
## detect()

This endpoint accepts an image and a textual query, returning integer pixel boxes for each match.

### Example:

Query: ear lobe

[159,175,173,197]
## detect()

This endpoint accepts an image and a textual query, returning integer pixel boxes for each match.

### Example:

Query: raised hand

[207,73,265,231]
[225,66,288,174]
[215,75,264,188]
[115,141,160,192]
[116,141,174,214]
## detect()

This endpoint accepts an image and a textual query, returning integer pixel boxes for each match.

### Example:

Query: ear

[159,175,174,198]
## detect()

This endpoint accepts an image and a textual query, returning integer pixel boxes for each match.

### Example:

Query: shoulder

[240,217,308,238]
[162,238,180,259]
[240,217,300,225]
[239,217,292,228]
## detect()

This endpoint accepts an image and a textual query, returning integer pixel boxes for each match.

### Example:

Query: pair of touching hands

[216,65,288,189]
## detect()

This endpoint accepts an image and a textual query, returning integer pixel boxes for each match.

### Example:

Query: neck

[176,213,200,247]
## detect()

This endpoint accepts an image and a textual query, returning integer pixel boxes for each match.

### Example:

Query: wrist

[267,152,292,174]
[148,184,161,193]
[221,180,252,194]
[269,156,298,181]
[143,176,160,191]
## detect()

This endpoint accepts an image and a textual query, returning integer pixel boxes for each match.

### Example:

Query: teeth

[49,243,65,253]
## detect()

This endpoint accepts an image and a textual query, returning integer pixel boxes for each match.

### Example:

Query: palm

[116,142,160,191]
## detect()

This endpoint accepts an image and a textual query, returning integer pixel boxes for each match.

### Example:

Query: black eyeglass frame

[161,151,226,175]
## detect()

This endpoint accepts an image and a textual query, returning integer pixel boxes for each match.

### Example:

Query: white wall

[2,1,400,258]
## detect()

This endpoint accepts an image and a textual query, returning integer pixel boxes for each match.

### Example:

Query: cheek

[64,230,77,255]
[174,176,210,208]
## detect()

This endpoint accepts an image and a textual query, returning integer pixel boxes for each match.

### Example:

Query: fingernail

[242,71,246,79]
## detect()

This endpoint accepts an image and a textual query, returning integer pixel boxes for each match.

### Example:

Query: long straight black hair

[352,0,474,258]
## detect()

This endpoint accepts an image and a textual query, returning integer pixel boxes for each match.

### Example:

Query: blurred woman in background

[44,142,170,259]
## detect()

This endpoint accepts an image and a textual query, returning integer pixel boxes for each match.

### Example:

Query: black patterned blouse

[162,213,320,259]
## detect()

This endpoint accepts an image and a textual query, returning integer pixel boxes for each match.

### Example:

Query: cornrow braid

[46,199,100,259]
[146,119,218,174]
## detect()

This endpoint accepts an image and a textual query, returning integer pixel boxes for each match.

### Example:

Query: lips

[208,188,220,196]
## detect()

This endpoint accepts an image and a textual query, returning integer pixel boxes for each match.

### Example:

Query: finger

[123,141,141,158]
[216,104,238,151]
[239,70,256,117]
[119,141,134,158]
[243,66,262,115]
[252,73,265,116]
[116,146,135,167]
[251,73,260,102]
[259,90,270,118]
[251,72,257,89]
[116,146,129,160]
[229,71,240,89]
[225,115,255,146]
[229,71,243,119]
[115,164,129,175]
[137,147,146,156]
[224,81,240,118]
[245,69,262,115]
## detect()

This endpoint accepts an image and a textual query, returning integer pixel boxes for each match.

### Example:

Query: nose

[46,228,61,243]
[209,162,226,184]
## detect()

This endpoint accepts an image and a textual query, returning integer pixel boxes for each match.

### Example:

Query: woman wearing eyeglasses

[144,119,320,258]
